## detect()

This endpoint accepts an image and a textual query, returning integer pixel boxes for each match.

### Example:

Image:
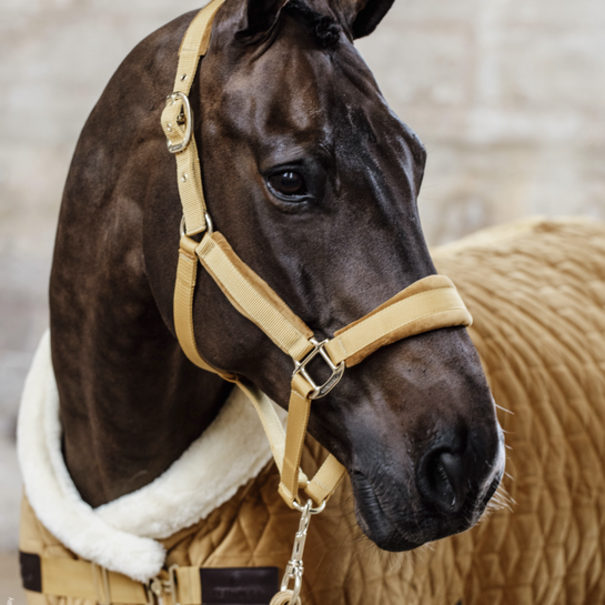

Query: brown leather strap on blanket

[161,0,472,510]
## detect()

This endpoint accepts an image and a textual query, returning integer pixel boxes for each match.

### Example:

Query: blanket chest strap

[21,552,279,605]
[20,552,207,605]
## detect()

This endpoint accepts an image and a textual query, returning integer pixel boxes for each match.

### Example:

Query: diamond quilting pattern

[163,220,605,605]
[433,219,605,604]
[21,219,605,605]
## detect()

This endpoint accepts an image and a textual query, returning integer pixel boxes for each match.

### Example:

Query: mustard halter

[161,0,472,515]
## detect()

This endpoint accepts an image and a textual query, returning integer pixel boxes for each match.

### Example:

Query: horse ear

[350,0,395,39]
[235,0,290,43]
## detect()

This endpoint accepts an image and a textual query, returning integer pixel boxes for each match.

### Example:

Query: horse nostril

[420,448,469,514]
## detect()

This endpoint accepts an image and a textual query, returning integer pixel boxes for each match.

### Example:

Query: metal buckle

[165,92,193,154]
[168,565,181,605]
[293,338,345,400]
[180,213,213,238]
[144,583,154,605]
[146,569,179,605]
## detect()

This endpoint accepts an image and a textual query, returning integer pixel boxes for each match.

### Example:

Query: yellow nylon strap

[235,380,290,477]
[38,557,149,604]
[173,136,208,236]
[175,566,203,604]
[304,454,347,504]
[324,275,472,367]
[175,0,226,91]
[174,236,235,380]
[196,232,315,361]
[36,556,206,604]
[160,0,226,236]
[278,379,314,505]
[273,375,346,507]
[277,371,347,507]
[174,235,312,490]
[277,377,347,507]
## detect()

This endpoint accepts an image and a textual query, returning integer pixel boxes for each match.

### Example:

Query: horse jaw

[302,327,505,550]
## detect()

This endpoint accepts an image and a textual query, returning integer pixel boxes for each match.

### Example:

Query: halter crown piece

[162,1,472,602]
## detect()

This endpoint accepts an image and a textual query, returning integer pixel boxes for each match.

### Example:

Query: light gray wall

[1,0,603,556]
[357,0,605,244]
[1,0,206,552]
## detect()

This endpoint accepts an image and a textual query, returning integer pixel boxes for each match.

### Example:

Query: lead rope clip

[270,499,326,605]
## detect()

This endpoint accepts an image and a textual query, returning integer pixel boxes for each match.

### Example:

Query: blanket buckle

[146,566,179,605]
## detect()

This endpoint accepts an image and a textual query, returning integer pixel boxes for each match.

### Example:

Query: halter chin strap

[161,0,472,509]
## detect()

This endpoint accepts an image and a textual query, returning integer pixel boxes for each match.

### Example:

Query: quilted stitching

[21,219,605,605]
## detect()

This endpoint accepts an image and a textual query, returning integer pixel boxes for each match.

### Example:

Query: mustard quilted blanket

[21,218,605,605]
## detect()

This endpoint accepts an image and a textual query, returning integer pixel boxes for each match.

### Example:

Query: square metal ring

[293,338,345,399]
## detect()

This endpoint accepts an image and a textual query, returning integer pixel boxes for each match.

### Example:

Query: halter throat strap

[161,0,472,509]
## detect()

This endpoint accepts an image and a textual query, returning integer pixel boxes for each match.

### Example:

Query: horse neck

[47,18,232,506]
[49,216,231,507]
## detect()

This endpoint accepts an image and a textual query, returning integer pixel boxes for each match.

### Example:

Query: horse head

[146,0,505,550]
[51,0,504,552]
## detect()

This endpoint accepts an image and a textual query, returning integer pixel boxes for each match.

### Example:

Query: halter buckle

[165,92,193,154]
[293,339,345,400]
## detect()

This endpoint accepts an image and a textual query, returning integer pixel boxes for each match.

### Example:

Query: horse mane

[284,0,341,49]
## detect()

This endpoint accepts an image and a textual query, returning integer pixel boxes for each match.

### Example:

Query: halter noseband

[161,0,472,511]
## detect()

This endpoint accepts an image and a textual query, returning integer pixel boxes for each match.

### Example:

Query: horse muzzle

[350,420,506,552]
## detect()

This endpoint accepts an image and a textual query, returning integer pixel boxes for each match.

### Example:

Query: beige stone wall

[0,0,206,554]
[0,0,603,567]
[358,0,605,244]
[360,0,605,243]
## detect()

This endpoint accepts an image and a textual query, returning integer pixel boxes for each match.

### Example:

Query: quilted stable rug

[19,218,605,605]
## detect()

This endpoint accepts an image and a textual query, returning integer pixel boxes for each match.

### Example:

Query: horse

[24,0,503,599]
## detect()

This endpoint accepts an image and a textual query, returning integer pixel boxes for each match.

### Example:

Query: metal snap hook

[277,499,325,605]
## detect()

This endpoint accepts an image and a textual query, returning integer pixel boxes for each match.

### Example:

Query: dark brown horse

[49,0,504,552]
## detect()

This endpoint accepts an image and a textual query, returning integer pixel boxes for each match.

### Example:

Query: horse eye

[268,171,306,197]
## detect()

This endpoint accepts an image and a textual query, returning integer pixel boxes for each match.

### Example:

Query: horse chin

[351,471,422,552]
[351,469,504,552]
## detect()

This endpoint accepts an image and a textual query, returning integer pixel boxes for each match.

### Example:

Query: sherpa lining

[17,331,285,582]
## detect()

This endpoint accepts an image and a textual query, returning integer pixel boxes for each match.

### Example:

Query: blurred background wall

[1,0,604,596]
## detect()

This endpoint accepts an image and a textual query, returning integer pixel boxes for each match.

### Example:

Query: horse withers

[46,0,502,575]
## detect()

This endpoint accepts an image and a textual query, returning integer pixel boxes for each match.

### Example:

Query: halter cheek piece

[163,7,472,601]
[162,0,472,515]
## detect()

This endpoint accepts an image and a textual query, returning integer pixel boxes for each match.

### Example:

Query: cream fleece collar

[17,331,285,582]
